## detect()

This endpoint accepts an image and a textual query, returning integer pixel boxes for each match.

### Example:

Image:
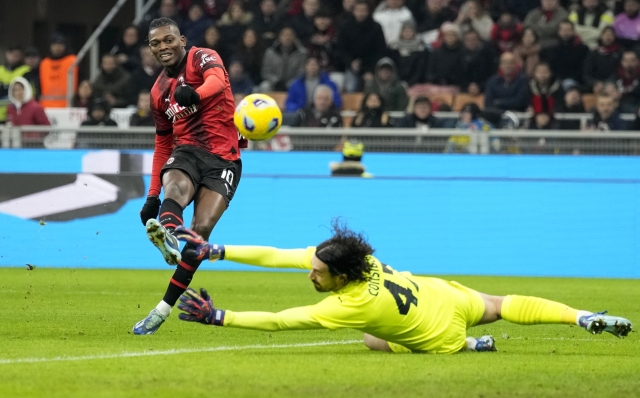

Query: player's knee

[363,333,391,352]
[164,179,192,199]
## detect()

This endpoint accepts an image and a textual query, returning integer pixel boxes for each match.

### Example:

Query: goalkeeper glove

[140,196,160,225]
[173,226,225,262]
[178,287,225,326]
[173,85,200,107]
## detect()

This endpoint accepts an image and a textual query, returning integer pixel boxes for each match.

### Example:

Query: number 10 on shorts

[221,169,234,185]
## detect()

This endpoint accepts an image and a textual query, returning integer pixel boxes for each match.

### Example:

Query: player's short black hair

[315,220,375,283]
[149,17,180,33]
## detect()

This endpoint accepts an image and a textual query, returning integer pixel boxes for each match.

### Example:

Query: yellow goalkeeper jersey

[222,246,484,354]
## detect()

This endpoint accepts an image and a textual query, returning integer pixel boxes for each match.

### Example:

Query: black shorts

[161,145,242,206]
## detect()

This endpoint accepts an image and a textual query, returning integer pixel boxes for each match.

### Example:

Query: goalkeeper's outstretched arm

[173,225,316,270]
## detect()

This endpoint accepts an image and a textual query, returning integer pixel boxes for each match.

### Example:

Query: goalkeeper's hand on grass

[178,288,225,326]
[173,226,225,262]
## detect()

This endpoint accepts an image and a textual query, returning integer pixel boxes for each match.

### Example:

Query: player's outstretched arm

[174,226,314,269]
[178,288,323,331]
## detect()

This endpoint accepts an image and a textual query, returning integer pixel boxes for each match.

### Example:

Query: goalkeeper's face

[309,255,347,293]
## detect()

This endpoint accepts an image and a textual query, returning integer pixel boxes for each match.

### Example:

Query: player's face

[148,25,187,68]
[309,255,346,292]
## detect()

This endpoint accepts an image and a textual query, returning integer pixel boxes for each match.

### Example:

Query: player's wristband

[211,309,226,326]
[208,244,225,262]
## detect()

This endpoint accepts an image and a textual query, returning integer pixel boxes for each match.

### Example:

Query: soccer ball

[234,94,283,141]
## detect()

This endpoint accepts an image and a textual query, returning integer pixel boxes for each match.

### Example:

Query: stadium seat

[342,93,364,111]
[582,94,596,111]
[453,94,485,111]
[267,92,287,110]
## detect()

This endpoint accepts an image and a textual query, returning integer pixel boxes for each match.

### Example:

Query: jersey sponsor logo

[167,157,175,164]
[165,102,198,123]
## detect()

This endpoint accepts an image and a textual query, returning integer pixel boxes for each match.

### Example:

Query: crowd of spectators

[2,0,640,141]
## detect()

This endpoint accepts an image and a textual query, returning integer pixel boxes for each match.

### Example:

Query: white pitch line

[0,340,363,365]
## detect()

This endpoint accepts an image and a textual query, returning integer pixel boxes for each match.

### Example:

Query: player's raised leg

[134,187,227,334]
[477,293,632,337]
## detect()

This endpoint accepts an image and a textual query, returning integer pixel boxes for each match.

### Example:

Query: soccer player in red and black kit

[133,17,245,334]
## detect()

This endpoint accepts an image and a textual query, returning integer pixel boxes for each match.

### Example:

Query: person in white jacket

[373,0,414,44]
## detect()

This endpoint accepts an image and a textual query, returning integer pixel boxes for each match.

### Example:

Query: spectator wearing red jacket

[6,76,51,147]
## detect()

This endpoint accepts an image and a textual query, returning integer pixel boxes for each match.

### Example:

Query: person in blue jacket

[285,56,341,112]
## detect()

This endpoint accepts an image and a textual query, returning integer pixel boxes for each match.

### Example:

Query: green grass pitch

[1,268,639,398]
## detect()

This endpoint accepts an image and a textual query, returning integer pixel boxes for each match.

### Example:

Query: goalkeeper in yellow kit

[172,222,632,354]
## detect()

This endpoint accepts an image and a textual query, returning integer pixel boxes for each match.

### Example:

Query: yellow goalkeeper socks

[501,295,580,325]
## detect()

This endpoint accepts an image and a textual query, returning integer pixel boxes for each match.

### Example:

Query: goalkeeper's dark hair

[149,17,180,33]
[315,220,375,283]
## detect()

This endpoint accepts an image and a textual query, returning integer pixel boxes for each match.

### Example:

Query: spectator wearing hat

[330,139,370,177]
[285,56,341,112]
[352,92,394,128]
[290,84,343,127]
[583,26,622,93]
[92,53,131,108]
[614,0,640,50]
[0,44,30,123]
[364,57,409,112]
[40,33,77,108]
[523,0,569,49]
[555,86,586,129]
[373,0,415,44]
[396,96,442,128]
[484,51,530,111]
[569,0,615,50]
[541,20,590,89]
[23,48,41,100]
[388,20,428,87]
[6,76,51,147]
[426,22,465,88]
[336,0,387,93]
[229,59,255,96]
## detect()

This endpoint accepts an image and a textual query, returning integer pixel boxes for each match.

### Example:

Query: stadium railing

[3,124,640,155]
